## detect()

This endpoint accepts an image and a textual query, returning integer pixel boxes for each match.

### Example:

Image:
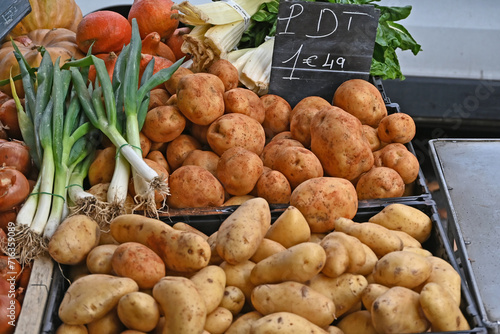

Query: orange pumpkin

[0,28,84,98]
[128,0,179,40]
[5,0,83,39]
[88,52,118,85]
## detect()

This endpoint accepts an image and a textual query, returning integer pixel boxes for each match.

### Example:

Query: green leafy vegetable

[238,0,422,79]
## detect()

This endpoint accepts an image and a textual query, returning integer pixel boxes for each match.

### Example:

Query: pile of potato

[48,198,470,333]
[87,60,421,213]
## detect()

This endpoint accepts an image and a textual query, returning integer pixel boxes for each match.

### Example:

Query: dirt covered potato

[310,106,374,181]
[377,112,416,144]
[290,96,331,148]
[290,177,358,233]
[182,149,220,177]
[374,143,420,184]
[260,138,304,169]
[207,113,266,156]
[142,105,186,143]
[362,124,382,151]
[207,59,239,91]
[176,73,225,125]
[148,88,171,110]
[260,94,292,139]
[165,134,202,171]
[272,146,324,189]
[164,66,194,95]
[356,166,405,200]
[216,146,264,196]
[253,168,291,204]
[166,165,225,208]
[224,87,265,123]
[333,78,388,127]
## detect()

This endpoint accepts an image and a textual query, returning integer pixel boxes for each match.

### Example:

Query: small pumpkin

[0,28,84,98]
[5,0,83,39]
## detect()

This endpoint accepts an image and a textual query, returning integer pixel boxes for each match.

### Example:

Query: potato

[250,242,326,285]
[290,177,358,233]
[404,246,432,257]
[224,87,265,123]
[110,214,211,272]
[117,292,160,332]
[138,132,151,158]
[166,165,225,208]
[225,311,262,334]
[356,166,405,200]
[146,150,171,175]
[334,217,403,257]
[152,276,207,334]
[250,312,329,333]
[55,324,89,334]
[219,286,245,316]
[336,310,377,334]
[290,104,323,147]
[369,203,432,243]
[308,273,368,318]
[182,149,220,177]
[332,78,387,127]
[290,95,331,121]
[251,281,335,328]
[59,274,139,325]
[271,131,293,141]
[165,134,202,171]
[127,158,170,205]
[260,94,292,138]
[216,146,264,196]
[420,282,470,331]
[190,265,226,314]
[222,195,255,206]
[260,138,304,169]
[392,230,422,249]
[377,112,416,144]
[206,113,266,156]
[253,169,291,204]
[86,244,118,275]
[361,283,390,311]
[207,59,239,91]
[357,243,378,276]
[176,73,225,125]
[164,66,194,95]
[204,307,233,334]
[88,147,115,186]
[250,238,286,263]
[48,215,100,265]
[220,260,256,301]
[272,146,324,189]
[111,242,166,289]
[377,144,420,184]
[148,88,171,110]
[419,256,461,305]
[320,231,366,278]
[326,326,344,334]
[265,206,311,248]
[371,286,430,333]
[310,106,374,181]
[207,231,224,265]
[362,124,382,151]
[142,105,186,143]
[216,197,271,264]
[373,250,432,289]
[86,307,124,334]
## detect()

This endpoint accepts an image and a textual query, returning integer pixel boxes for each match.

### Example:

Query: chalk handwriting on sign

[268,1,379,107]
[0,0,31,41]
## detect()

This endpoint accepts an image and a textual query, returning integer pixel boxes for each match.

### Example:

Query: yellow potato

[265,206,311,248]
[55,324,89,334]
[207,231,224,265]
[220,260,256,301]
[391,230,422,248]
[325,326,344,334]
[86,244,118,275]
[250,238,287,263]
[251,281,335,328]
[336,310,378,334]
[219,286,245,316]
[371,286,430,333]
[250,242,326,285]
[334,217,403,257]
[190,265,226,314]
[152,276,207,334]
[172,222,209,240]
[356,243,378,276]
[250,312,329,333]
[308,273,368,318]
[373,250,432,289]
[216,197,271,264]
[117,292,160,332]
[320,231,366,278]
[403,247,432,257]
[225,311,262,334]
[59,274,139,325]
[361,283,390,311]
[204,307,233,334]
[418,256,461,305]
[369,203,432,243]
[420,282,470,331]
[86,307,124,334]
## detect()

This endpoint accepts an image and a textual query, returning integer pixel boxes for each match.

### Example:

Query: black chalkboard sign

[0,0,31,41]
[268,1,379,107]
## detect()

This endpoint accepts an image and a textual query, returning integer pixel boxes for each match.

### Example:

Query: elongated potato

[152,276,207,334]
[110,214,210,272]
[190,265,226,314]
[219,286,245,316]
[308,273,368,318]
[265,206,311,248]
[369,203,432,243]
[250,238,286,263]
[251,281,335,328]
[371,286,430,334]
[418,256,461,305]
[392,230,422,249]
[250,312,329,334]
[216,197,271,265]
[250,242,326,285]
[225,311,262,334]
[420,282,470,331]
[172,222,209,240]
[59,274,139,325]
[320,231,366,278]
[361,283,390,311]
[337,310,377,334]
[373,250,432,289]
[334,217,403,257]
[356,243,378,276]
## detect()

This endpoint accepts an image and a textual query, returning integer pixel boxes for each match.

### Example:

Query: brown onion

[0,168,30,212]
[0,141,31,176]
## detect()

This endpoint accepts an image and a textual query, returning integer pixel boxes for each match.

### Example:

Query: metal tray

[429,138,500,334]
